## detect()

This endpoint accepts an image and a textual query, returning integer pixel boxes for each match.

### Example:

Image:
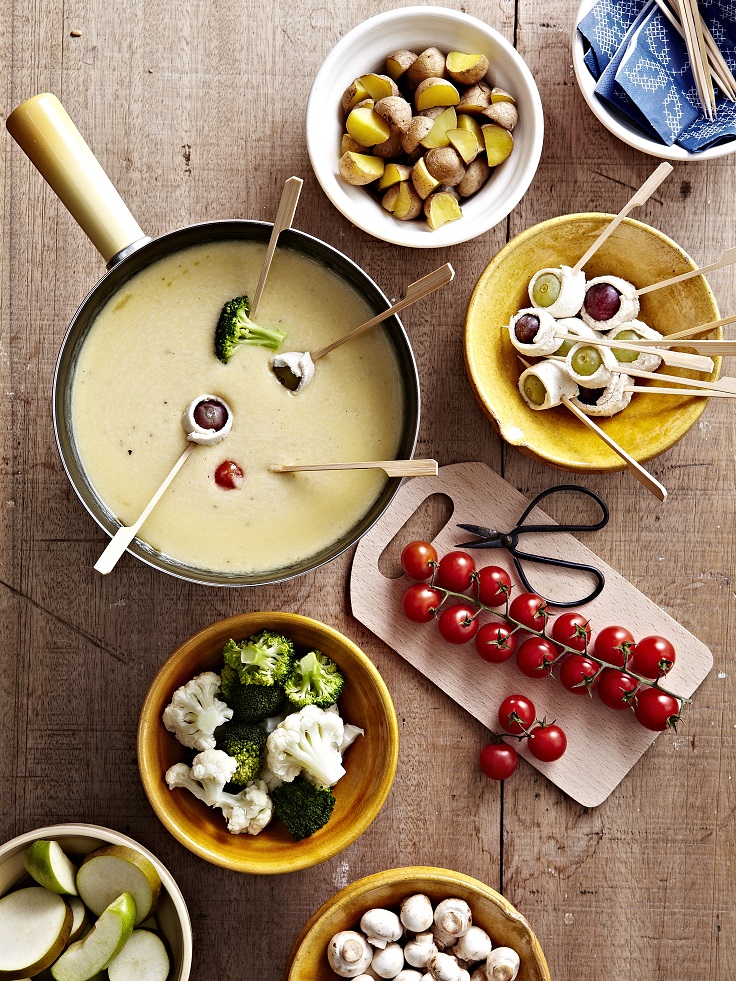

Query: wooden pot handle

[6,93,146,264]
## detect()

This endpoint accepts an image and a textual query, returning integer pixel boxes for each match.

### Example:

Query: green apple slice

[51,892,136,981]
[25,840,78,896]
[107,929,170,981]
[76,845,161,926]
[0,886,72,980]
[67,897,89,943]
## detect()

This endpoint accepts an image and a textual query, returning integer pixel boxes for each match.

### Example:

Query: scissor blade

[456,522,496,537]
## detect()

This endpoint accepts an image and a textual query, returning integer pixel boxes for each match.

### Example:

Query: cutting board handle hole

[377,493,454,579]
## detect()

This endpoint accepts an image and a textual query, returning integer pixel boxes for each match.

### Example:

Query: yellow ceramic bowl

[465,214,721,471]
[138,612,398,874]
[0,824,192,980]
[283,866,551,981]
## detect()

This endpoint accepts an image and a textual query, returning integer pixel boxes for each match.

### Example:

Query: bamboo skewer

[624,365,736,393]
[625,385,736,398]
[517,356,667,502]
[270,460,439,477]
[664,313,736,341]
[250,176,303,319]
[637,247,736,295]
[677,0,716,119]
[655,0,736,100]
[553,331,714,372]
[571,163,673,274]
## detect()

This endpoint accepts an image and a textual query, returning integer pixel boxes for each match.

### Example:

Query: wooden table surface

[1,2,734,979]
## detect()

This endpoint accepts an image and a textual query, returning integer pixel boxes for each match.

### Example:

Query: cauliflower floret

[266,704,346,787]
[326,704,365,752]
[165,753,273,835]
[163,671,233,751]
[259,763,284,793]
[222,779,273,835]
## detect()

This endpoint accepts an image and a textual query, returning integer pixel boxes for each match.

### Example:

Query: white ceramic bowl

[572,0,736,161]
[306,6,544,248]
[0,823,192,980]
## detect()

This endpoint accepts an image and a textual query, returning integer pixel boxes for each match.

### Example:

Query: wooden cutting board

[350,463,713,807]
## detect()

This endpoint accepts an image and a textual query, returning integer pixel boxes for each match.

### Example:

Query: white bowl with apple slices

[0,823,192,981]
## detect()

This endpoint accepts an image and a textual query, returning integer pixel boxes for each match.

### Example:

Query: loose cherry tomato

[214,460,244,489]
[401,540,438,580]
[633,687,681,731]
[559,654,600,695]
[515,636,558,679]
[438,604,479,644]
[630,635,676,678]
[597,668,639,710]
[551,612,591,652]
[508,592,548,632]
[477,566,512,607]
[475,622,517,663]
[498,694,536,735]
[402,584,443,623]
[435,551,476,592]
[594,625,635,668]
[528,722,567,762]
[479,742,519,780]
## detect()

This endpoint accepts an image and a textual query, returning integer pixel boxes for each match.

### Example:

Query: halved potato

[446,52,489,85]
[339,151,385,185]
[482,123,514,165]
[346,107,391,147]
[491,86,517,104]
[401,115,434,154]
[392,181,423,220]
[407,46,446,85]
[372,128,404,159]
[357,73,399,101]
[424,191,463,230]
[385,49,418,81]
[378,162,412,189]
[420,106,457,149]
[411,157,441,199]
[457,113,484,149]
[341,133,363,154]
[374,95,412,133]
[424,147,466,186]
[447,127,479,164]
[341,78,370,115]
[456,80,492,114]
[414,77,460,112]
[483,102,519,131]
[457,156,491,197]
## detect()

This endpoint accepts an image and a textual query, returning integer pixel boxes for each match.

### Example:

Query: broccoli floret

[271,776,336,840]
[214,721,267,786]
[220,664,287,723]
[284,650,345,709]
[222,632,294,687]
[214,295,286,363]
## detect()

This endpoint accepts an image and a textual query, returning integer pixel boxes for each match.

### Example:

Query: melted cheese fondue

[72,240,404,575]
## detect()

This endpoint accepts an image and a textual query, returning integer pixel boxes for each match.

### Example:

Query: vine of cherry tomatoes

[400,540,687,780]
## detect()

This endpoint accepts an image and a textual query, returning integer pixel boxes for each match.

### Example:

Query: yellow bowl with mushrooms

[283,866,550,980]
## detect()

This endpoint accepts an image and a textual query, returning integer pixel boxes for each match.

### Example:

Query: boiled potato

[339,151,385,185]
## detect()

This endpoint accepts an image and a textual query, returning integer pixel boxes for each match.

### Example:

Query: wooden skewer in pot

[625,386,736,398]
[636,247,736,296]
[664,312,736,341]
[270,263,455,393]
[270,460,439,477]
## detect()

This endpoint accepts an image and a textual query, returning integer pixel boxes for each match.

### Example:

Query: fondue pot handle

[6,93,148,266]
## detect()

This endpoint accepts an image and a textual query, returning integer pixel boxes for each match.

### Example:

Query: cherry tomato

[477,566,512,607]
[508,592,548,632]
[402,584,443,623]
[435,551,476,592]
[475,622,517,663]
[559,654,600,695]
[528,722,567,762]
[551,612,591,652]
[630,635,676,678]
[401,540,438,580]
[438,604,479,644]
[597,668,639,710]
[214,460,244,489]
[633,687,681,731]
[515,637,558,679]
[594,625,635,668]
[498,694,536,735]
[479,742,519,780]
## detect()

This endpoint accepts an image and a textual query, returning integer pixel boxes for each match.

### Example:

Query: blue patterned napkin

[578,0,736,151]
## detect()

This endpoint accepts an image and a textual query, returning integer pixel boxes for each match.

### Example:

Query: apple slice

[76,846,161,926]
[0,887,72,980]
[67,897,89,944]
[25,840,78,896]
[51,892,136,981]
[107,929,170,981]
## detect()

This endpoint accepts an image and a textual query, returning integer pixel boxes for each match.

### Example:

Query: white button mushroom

[395,972,424,981]
[485,947,520,981]
[404,932,438,969]
[400,894,434,933]
[434,899,472,940]
[372,942,406,978]
[452,926,493,965]
[328,931,374,977]
[361,909,404,949]
[427,951,470,981]
[469,968,488,981]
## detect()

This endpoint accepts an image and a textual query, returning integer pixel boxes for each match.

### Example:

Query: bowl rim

[137,612,400,874]
[572,0,736,161]
[283,865,552,981]
[0,822,193,980]
[306,5,545,248]
[464,211,721,472]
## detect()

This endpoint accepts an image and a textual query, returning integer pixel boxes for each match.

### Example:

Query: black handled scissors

[456,485,609,608]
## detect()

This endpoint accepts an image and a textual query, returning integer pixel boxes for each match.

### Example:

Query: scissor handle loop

[515,484,609,535]
[511,549,606,608]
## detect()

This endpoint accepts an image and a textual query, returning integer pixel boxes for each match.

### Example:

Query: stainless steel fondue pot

[7,94,420,587]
